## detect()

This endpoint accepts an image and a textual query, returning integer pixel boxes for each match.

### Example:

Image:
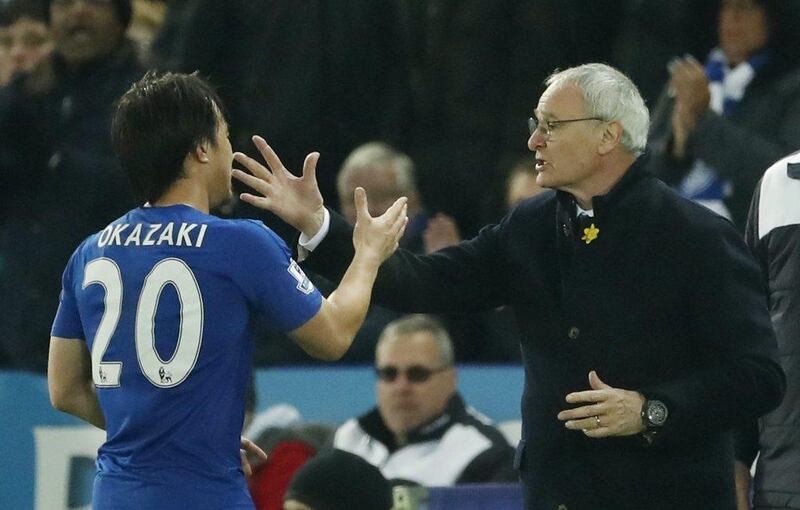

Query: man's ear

[193,142,210,163]
[598,121,623,155]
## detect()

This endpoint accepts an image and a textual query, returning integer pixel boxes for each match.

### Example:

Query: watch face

[647,400,668,426]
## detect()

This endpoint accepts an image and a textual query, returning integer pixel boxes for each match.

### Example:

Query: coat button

[568,326,580,339]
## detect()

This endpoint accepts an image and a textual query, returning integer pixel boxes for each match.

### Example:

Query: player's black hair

[111,71,226,204]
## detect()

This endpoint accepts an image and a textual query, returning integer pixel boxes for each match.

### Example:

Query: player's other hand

[232,135,326,236]
[353,187,408,265]
[240,436,268,477]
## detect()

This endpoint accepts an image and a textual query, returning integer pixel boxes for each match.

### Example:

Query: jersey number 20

[83,257,203,389]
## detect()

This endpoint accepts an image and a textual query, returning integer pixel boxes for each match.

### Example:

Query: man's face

[340,165,403,225]
[0,16,53,82]
[50,0,125,66]
[528,82,603,195]
[207,113,234,208]
[719,0,769,66]
[375,332,456,438]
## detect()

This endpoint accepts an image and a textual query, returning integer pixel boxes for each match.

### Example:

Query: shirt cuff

[297,208,331,260]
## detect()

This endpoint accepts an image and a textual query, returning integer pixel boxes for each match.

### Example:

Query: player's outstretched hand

[352,187,408,265]
[233,135,326,236]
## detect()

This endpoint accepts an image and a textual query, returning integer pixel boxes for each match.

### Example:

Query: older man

[333,314,515,486]
[233,63,785,509]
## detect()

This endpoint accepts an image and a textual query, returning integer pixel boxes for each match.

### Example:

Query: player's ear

[193,141,210,163]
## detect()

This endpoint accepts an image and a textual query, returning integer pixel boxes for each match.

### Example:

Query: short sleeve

[50,249,85,339]
[231,221,322,332]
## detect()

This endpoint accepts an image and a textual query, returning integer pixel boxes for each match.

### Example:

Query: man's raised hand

[232,136,326,236]
[353,187,408,265]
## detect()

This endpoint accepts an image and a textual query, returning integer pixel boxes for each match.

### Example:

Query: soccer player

[47,71,407,510]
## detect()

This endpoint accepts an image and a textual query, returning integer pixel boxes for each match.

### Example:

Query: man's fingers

[583,427,611,438]
[557,403,604,421]
[252,135,285,175]
[388,204,408,238]
[588,370,611,390]
[241,437,269,462]
[396,217,409,242]
[354,187,369,220]
[232,168,271,194]
[564,415,604,431]
[239,193,272,210]
[240,450,252,477]
[233,152,274,182]
[383,196,408,221]
[565,389,606,404]
[302,152,320,182]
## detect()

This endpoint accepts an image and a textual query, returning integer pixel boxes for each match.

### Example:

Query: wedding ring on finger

[595,415,601,428]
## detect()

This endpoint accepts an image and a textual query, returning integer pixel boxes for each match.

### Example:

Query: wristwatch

[641,399,669,432]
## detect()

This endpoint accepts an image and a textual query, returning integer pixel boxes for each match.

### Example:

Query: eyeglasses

[375,364,451,383]
[528,116,604,139]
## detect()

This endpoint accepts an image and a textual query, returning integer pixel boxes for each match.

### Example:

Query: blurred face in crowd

[719,0,769,66]
[49,0,125,66]
[0,16,53,84]
[375,331,456,441]
[340,164,413,225]
[506,166,546,210]
[528,82,605,195]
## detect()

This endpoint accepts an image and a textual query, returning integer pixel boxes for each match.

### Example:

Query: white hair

[546,63,649,155]
[336,142,417,201]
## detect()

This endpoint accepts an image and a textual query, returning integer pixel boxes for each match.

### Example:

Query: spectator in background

[283,449,394,510]
[647,0,800,229]
[334,143,520,363]
[334,315,516,486]
[0,0,52,85]
[337,142,443,254]
[505,160,546,209]
[126,0,165,64]
[0,0,142,371]
[249,421,334,510]
[734,152,800,510]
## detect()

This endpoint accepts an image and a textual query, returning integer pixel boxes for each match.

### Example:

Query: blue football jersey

[51,204,322,510]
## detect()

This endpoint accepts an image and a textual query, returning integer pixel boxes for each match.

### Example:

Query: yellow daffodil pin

[581,223,600,244]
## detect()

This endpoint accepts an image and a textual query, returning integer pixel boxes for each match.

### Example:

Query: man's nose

[528,130,546,151]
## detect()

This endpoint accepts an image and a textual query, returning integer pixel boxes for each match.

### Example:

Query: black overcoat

[305,158,785,510]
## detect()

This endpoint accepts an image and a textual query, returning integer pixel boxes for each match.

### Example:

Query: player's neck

[151,179,210,214]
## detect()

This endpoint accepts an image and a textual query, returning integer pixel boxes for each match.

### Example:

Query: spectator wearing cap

[0,0,142,371]
[283,449,394,510]
[333,315,516,487]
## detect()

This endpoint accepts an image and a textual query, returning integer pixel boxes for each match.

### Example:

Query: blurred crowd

[3,0,800,371]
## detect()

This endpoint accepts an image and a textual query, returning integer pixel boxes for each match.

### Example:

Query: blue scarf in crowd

[677,48,768,219]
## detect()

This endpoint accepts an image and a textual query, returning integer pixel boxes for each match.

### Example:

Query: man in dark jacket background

[735,151,800,510]
[232,62,784,509]
[0,0,142,371]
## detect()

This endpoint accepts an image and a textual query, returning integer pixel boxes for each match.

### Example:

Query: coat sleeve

[303,210,511,313]
[640,216,785,447]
